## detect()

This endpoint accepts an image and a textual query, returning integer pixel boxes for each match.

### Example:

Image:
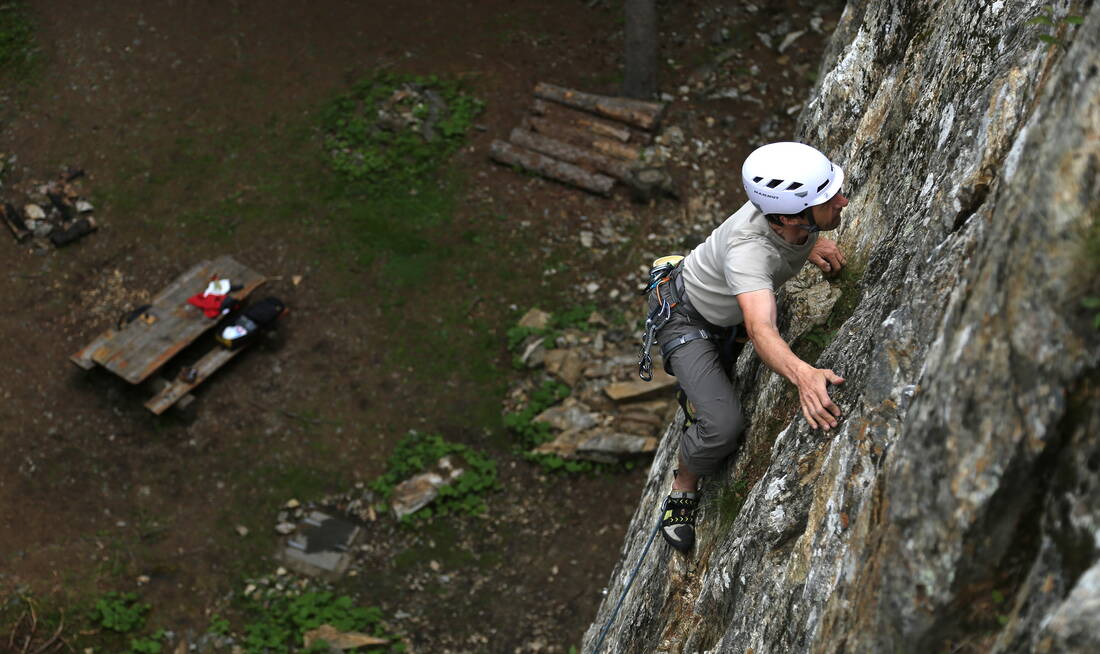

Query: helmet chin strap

[793,207,820,233]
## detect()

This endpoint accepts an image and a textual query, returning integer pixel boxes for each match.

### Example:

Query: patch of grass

[713,477,750,532]
[369,431,500,522]
[0,1,37,81]
[321,72,482,188]
[236,591,404,654]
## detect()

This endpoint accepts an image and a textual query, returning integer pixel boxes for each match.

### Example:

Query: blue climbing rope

[591,509,663,654]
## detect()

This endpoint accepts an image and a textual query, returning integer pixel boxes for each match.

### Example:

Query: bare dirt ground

[0,1,841,651]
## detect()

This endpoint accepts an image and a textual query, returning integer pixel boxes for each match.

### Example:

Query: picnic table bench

[70,255,266,414]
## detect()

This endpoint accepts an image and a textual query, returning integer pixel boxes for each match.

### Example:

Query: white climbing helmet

[741,142,844,216]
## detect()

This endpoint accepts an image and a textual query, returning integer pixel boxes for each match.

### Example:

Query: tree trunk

[623,0,658,100]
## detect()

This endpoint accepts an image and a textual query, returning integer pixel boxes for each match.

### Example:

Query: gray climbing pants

[649,292,745,477]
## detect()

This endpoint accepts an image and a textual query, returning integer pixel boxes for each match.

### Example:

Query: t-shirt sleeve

[724,236,780,296]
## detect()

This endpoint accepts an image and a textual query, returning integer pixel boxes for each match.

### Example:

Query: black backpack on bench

[216,297,287,349]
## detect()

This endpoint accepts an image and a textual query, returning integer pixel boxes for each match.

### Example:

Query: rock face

[584,2,1100,653]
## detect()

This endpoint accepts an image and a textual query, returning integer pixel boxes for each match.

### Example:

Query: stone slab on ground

[604,368,677,401]
[277,510,362,581]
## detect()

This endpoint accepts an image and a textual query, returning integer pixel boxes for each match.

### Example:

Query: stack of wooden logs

[490,83,670,199]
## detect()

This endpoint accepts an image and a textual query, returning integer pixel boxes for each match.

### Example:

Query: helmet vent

[786,182,803,190]
[766,178,784,189]
[752,176,764,183]
[816,179,830,192]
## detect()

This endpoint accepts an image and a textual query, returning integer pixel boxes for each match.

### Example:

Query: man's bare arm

[738,289,845,430]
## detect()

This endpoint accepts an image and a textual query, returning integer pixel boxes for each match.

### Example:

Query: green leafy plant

[321,72,482,187]
[370,431,500,521]
[239,592,404,654]
[129,630,167,654]
[502,379,570,449]
[209,614,231,635]
[90,592,150,634]
[1028,5,1085,46]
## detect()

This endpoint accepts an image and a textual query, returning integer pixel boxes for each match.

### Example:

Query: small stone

[391,472,445,519]
[75,200,94,213]
[518,308,552,329]
[429,560,441,571]
[534,399,599,432]
[31,220,54,237]
[587,311,609,327]
[235,525,249,537]
[276,567,288,576]
[544,349,585,387]
[303,625,388,650]
[23,204,45,220]
[580,230,594,248]
[285,499,300,509]
[275,522,296,535]
[136,575,150,585]
[585,282,600,294]
[778,30,806,54]
[244,584,257,595]
[520,337,547,368]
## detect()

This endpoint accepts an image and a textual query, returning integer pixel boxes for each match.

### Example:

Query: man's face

[811,191,848,230]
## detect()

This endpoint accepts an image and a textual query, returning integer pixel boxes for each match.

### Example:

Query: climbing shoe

[661,490,698,553]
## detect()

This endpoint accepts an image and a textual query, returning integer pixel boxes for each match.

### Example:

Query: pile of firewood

[2,169,98,248]
[490,83,672,199]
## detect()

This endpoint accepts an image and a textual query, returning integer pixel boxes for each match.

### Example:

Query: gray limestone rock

[584,2,1100,653]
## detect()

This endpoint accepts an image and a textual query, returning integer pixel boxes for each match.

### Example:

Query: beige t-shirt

[681,201,817,327]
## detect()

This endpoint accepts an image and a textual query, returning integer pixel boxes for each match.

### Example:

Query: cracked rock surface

[584,2,1100,653]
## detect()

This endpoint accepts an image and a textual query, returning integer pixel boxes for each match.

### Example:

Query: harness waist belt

[659,328,712,360]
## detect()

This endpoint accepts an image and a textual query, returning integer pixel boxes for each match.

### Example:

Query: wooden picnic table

[71,255,266,413]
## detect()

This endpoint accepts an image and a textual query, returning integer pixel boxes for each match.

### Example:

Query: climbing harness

[591,505,664,654]
[638,255,684,381]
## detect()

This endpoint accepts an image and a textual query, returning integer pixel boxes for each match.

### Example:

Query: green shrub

[90,592,149,634]
[370,431,500,521]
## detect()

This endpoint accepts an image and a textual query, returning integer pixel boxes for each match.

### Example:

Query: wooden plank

[70,328,119,370]
[145,345,243,414]
[92,256,266,383]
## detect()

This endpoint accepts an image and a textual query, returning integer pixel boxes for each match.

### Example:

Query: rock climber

[646,141,849,552]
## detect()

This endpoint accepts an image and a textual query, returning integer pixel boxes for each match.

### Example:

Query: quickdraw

[638,255,684,381]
